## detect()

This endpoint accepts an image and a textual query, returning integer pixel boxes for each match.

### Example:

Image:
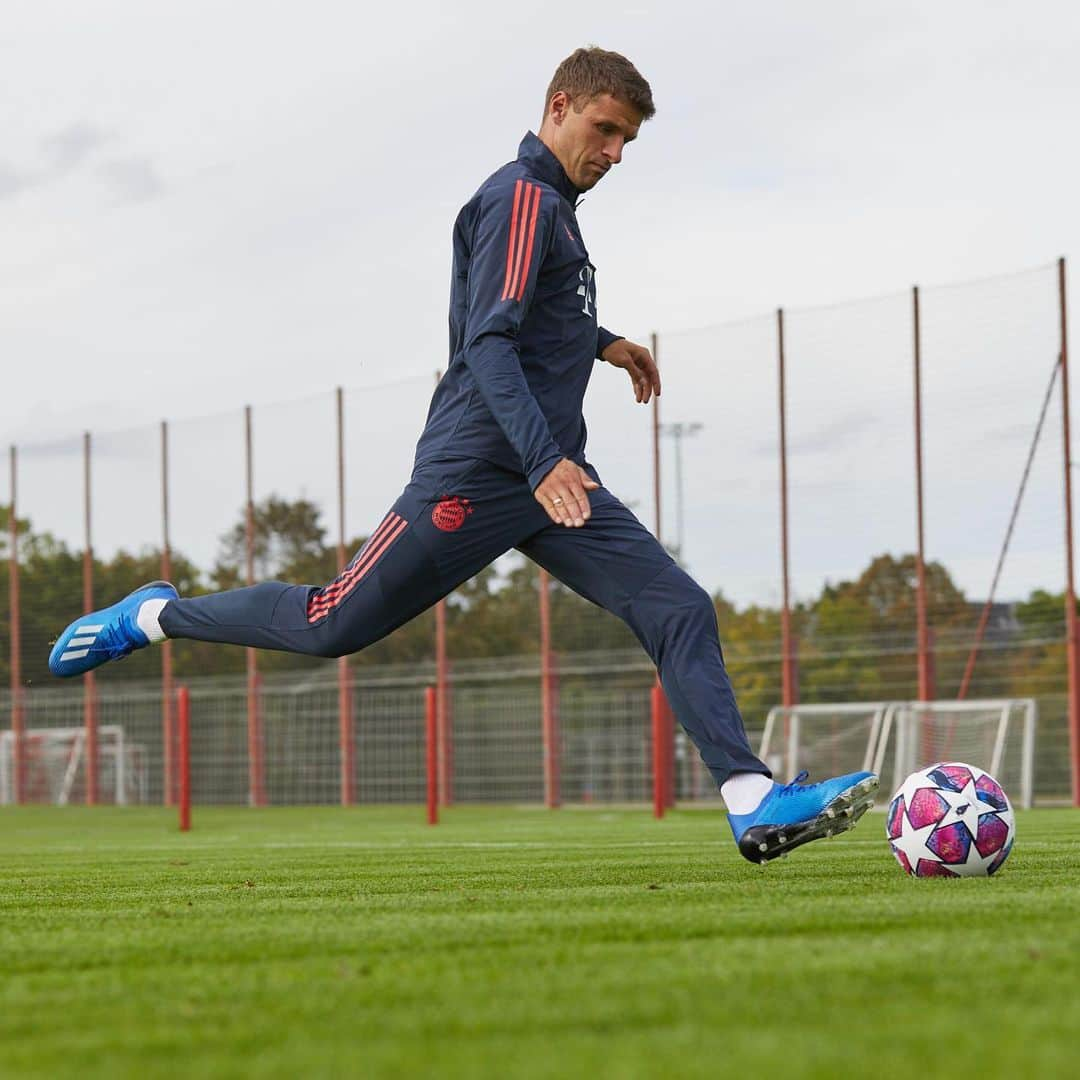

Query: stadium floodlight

[658,421,703,563]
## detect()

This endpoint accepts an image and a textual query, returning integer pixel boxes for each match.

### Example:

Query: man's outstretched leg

[49,461,531,676]
[519,479,878,864]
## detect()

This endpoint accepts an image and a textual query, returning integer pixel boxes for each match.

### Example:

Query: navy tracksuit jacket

[162,132,767,787]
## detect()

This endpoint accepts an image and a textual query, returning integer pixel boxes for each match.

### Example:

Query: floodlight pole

[1058,257,1080,807]
[659,421,703,564]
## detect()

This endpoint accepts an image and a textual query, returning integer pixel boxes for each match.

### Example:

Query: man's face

[546,92,642,191]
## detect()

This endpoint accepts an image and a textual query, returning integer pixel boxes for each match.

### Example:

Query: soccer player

[49,47,877,862]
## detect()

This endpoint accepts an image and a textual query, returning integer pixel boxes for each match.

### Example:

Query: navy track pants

[161,457,768,787]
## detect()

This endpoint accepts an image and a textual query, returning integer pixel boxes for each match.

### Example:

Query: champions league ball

[886,762,1015,877]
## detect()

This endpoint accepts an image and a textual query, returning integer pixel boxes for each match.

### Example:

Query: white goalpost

[760,699,1036,809]
[0,725,148,806]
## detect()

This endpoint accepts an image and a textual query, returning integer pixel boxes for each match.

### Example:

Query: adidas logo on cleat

[58,625,105,662]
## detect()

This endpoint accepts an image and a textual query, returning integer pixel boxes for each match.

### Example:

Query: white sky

[2,0,1079,606]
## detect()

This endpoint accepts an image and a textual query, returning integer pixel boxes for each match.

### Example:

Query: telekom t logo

[578,264,595,318]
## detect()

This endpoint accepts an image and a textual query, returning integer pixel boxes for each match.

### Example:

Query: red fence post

[9,445,25,804]
[431,370,453,808]
[160,419,176,806]
[539,568,560,808]
[178,685,191,832]
[435,591,452,807]
[425,686,438,825]
[336,388,355,806]
[244,406,265,807]
[651,683,665,819]
[777,309,798,713]
[1057,257,1080,807]
[912,286,935,704]
[82,431,98,806]
[660,695,669,807]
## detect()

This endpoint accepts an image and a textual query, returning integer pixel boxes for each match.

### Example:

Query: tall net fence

[2,263,1076,806]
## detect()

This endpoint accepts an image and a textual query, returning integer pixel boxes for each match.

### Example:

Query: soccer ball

[886,761,1014,877]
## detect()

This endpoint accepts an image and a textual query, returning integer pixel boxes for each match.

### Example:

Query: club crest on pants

[431,495,473,532]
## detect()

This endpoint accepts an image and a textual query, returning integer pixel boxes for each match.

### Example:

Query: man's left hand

[601,338,661,403]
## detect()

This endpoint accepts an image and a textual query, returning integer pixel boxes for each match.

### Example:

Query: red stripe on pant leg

[306,513,398,620]
[515,184,543,302]
[506,182,533,300]
[307,517,407,621]
[501,179,524,301]
[309,513,397,608]
[353,513,396,563]
[309,513,400,614]
[307,517,409,622]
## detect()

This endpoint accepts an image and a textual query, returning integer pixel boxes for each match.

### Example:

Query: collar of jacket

[516,131,582,206]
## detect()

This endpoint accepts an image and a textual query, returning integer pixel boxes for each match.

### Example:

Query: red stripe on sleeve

[506,182,534,301]
[514,184,543,302]
[500,180,524,301]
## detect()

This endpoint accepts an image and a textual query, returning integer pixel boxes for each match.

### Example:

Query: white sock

[136,598,169,644]
[721,772,775,815]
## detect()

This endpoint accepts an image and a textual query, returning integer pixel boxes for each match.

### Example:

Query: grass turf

[1,805,1078,1078]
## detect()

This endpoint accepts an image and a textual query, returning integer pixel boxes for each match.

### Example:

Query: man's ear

[548,90,570,126]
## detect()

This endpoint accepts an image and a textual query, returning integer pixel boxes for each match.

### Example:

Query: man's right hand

[534,459,600,527]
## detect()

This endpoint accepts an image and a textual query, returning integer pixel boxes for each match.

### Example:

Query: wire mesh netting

[2,264,1076,807]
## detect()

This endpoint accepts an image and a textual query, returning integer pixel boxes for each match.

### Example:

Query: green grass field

[2,805,1078,1078]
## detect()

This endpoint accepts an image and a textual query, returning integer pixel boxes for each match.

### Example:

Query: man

[49,47,877,863]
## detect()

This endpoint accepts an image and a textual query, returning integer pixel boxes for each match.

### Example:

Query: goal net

[759,699,1035,808]
[759,702,889,787]
[874,699,1036,809]
[0,725,149,806]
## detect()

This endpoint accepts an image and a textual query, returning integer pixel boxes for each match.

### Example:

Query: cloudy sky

[2,1,1078,605]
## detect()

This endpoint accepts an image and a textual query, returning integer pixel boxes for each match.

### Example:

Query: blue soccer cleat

[728,770,879,864]
[48,581,178,678]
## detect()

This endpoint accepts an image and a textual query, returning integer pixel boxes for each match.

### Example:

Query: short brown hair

[544,46,655,122]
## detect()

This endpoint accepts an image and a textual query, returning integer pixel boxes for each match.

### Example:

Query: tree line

[0,498,1070,713]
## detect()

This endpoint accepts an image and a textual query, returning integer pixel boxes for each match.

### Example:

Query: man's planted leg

[520,483,877,864]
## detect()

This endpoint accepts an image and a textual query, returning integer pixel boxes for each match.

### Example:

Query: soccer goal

[759,702,891,787]
[874,699,1036,810]
[0,725,148,806]
[760,699,1036,809]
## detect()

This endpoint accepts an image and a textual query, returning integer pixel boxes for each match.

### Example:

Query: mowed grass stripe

[1,806,1077,1078]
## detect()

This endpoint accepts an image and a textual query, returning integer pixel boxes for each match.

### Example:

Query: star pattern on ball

[891,808,939,871]
[896,767,944,810]
[932,778,1002,841]
[945,829,1001,875]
